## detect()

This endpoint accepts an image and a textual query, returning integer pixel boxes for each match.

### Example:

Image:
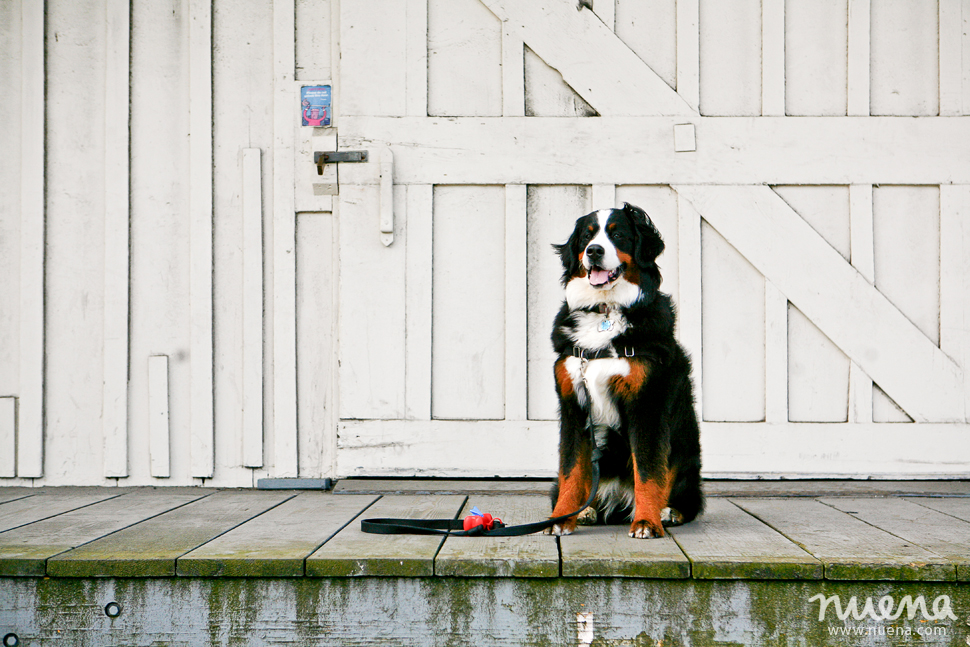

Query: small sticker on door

[301,85,331,127]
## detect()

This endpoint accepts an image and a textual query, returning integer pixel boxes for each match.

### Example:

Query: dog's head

[554,203,664,306]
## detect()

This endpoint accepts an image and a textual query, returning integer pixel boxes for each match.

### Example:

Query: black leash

[360,450,601,537]
[361,408,604,537]
[359,345,651,537]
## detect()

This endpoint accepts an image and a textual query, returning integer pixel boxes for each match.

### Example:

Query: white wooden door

[333,0,970,478]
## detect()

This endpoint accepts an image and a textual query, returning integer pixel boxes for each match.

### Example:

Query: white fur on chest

[565,276,642,310]
[563,356,630,434]
[567,309,629,351]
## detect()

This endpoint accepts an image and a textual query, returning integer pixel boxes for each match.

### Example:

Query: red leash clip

[462,506,502,532]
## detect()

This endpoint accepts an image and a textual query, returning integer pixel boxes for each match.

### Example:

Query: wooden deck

[1,482,969,645]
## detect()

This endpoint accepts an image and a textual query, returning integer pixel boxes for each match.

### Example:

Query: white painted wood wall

[1,0,968,486]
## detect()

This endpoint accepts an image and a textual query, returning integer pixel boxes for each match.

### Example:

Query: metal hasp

[313,150,368,175]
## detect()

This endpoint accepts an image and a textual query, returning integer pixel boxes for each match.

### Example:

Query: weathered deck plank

[0,489,123,532]
[667,499,822,580]
[47,491,293,577]
[306,495,465,577]
[178,493,379,577]
[911,496,970,522]
[559,524,689,578]
[0,490,207,576]
[0,490,37,505]
[434,495,559,578]
[733,497,954,581]
[825,497,970,581]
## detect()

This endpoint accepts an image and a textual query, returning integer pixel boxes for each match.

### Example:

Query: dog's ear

[552,220,584,286]
[624,203,665,267]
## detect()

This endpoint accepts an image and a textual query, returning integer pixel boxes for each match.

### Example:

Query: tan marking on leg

[547,459,591,536]
[629,463,674,539]
[555,357,574,398]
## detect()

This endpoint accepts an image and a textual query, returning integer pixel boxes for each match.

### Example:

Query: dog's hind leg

[665,457,704,525]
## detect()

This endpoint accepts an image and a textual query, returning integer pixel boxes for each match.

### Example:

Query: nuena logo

[810,594,958,622]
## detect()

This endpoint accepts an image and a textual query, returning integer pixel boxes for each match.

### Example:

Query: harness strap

[571,345,662,362]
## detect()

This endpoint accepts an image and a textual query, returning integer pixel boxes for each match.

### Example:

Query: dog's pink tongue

[589,269,610,286]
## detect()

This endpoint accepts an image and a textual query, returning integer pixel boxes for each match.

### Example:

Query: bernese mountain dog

[547,203,703,538]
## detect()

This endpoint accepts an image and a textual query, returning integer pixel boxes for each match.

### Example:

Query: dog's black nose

[585,244,604,262]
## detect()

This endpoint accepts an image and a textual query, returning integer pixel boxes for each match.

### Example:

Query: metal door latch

[314,150,368,175]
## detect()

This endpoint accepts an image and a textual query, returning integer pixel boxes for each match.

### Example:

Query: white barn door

[333,0,970,478]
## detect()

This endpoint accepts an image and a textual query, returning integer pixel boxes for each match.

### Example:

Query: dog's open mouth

[588,265,622,287]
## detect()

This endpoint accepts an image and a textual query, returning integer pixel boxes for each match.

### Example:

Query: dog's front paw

[661,507,685,527]
[629,519,664,539]
[544,518,577,536]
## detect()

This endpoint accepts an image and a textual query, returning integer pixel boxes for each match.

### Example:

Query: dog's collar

[570,346,662,363]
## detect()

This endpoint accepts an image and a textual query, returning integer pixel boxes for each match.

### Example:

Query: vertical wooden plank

[701,221,766,422]
[428,0,502,117]
[940,185,970,421]
[964,0,970,115]
[699,0,762,117]
[189,0,214,479]
[676,0,700,112]
[846,0,870,116]
[677,194,703,420]
[502,25,525,117]
[761,0,785,116]
[0,3,19,405]
[338,185,407,419]
[848,184,874,423]
[148,355,171,478]
[591,184,616,211]
[295,213,336,477]
[0,398,14,477]
[103,0,131,479]
[505,185,528,421]
[764,282,788,423]
[273,0,299,477]
[870,1,939,116]
[785,0,848,116]
[431,186,506,420]
[406,0,428,117]
[339,0,408,116]
[294,0,332,82]
[242,149,264,468]
[405,185,433,421]
[127,0,192,485]
[939,0,963,116]
[18,0,44,478]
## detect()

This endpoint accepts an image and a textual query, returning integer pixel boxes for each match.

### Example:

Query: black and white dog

[548,203,703,538]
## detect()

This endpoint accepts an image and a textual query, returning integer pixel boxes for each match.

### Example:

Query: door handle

[379,146,393,247]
